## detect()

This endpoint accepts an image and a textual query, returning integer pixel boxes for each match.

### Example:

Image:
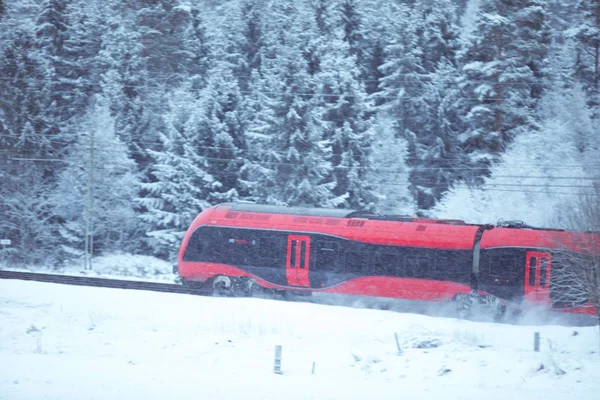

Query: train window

[435,252,459,273]
[374,253,400,276]
[193,236,204,255]
[316,241,339,271]
[490,255,517,277]
[300,241,307,268]
[258,237,282,260]
[290,240,297,268]
[540,259,547,286]
[182,228,206,261]
[528,256,537,286]
[219,230,256,265]
[345,251,369,273]
[406,256,429,277]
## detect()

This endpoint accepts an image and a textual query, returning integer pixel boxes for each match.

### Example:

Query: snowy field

[1,280,599,400]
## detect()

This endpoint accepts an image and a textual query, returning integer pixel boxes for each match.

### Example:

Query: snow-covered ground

[0,253,178,283]
[1,279,599,400]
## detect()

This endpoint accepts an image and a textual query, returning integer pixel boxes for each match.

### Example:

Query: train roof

[220,202,469,225]
[191,203,589,251]
[224,202,361,218]
[218,203,577,232]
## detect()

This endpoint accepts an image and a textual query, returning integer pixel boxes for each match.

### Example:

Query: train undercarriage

[181,274,512,321]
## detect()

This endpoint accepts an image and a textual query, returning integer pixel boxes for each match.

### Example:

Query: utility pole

[84,128,94,270]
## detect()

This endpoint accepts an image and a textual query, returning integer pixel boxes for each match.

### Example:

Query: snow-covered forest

[0,0,599,266]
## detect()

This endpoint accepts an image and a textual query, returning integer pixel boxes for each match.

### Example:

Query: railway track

[0,269,504,323]
[1,269,596,326]
[0,269,314,305]
[0,269,212,296]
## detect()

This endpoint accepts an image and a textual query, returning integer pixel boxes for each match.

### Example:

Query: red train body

[176,202,598,316]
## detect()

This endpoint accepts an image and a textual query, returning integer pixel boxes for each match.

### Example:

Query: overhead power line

[2,138,600,172]
[4,158,599,197]
[5,152,600,173]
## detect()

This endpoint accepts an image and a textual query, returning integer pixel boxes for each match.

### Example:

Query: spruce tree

[50,99,142,264]
[572,0,600,113]
[247,3,336,207]
[368,118,416,215]
[0,17,57,265]
[412,2,465,209]
[199,63,247,204]
[97,8,157,176]
[139,88,214,259]
[314,35,377,210]
[139,62,248,258]
[340,0,370,84]
[238,0,265,91]
[183,6,211,90]
[35,0,85,137]
[457,0,550,180]
[135,0,189,83]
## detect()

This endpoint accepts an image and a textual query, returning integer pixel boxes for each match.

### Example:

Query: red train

[175,202,598,317]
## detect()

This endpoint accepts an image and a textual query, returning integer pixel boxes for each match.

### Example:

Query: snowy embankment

[1,280,599,400]
[0,253,178,283]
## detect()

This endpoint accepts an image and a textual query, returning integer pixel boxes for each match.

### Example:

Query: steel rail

[1,270,595,327]
[0,269,212,295]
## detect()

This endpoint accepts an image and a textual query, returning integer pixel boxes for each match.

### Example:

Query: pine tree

[410,61,467,210]
[35,0,89,137]
[368,119,416,215]
[139,56,248,258]
[377,8,428,206]
[303,0,340,75]
[0,26,60,185]
[434,83,595,228]
[414,2,465,209]
[546,0,579,41]
[314,35,378,210]
[199,63,248,204]
[50,98,142,264]
[0,7,62,265]
[0,28,45,143]
[313,0,336,35]
[340,0,369,81]
[374,1,470,210]
[457,0,551,179]
[97,7,158,176]
[183,6,211,89]
[139,87,213,259]
[341,0,363,54]
[238,0,265,91]
[247,3,336,207]
[32,0,67,150]
[64,1,102,110]
[571,0,600,112]
[0,163,56,266]
[300,0,381,210]
[135,0,189,83]
[117,1,193,182]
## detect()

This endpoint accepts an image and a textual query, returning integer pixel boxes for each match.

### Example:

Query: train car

[175,202,598,317]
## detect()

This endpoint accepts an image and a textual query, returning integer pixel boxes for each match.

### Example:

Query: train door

[524,251,552,305]
[286,235,311,287]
